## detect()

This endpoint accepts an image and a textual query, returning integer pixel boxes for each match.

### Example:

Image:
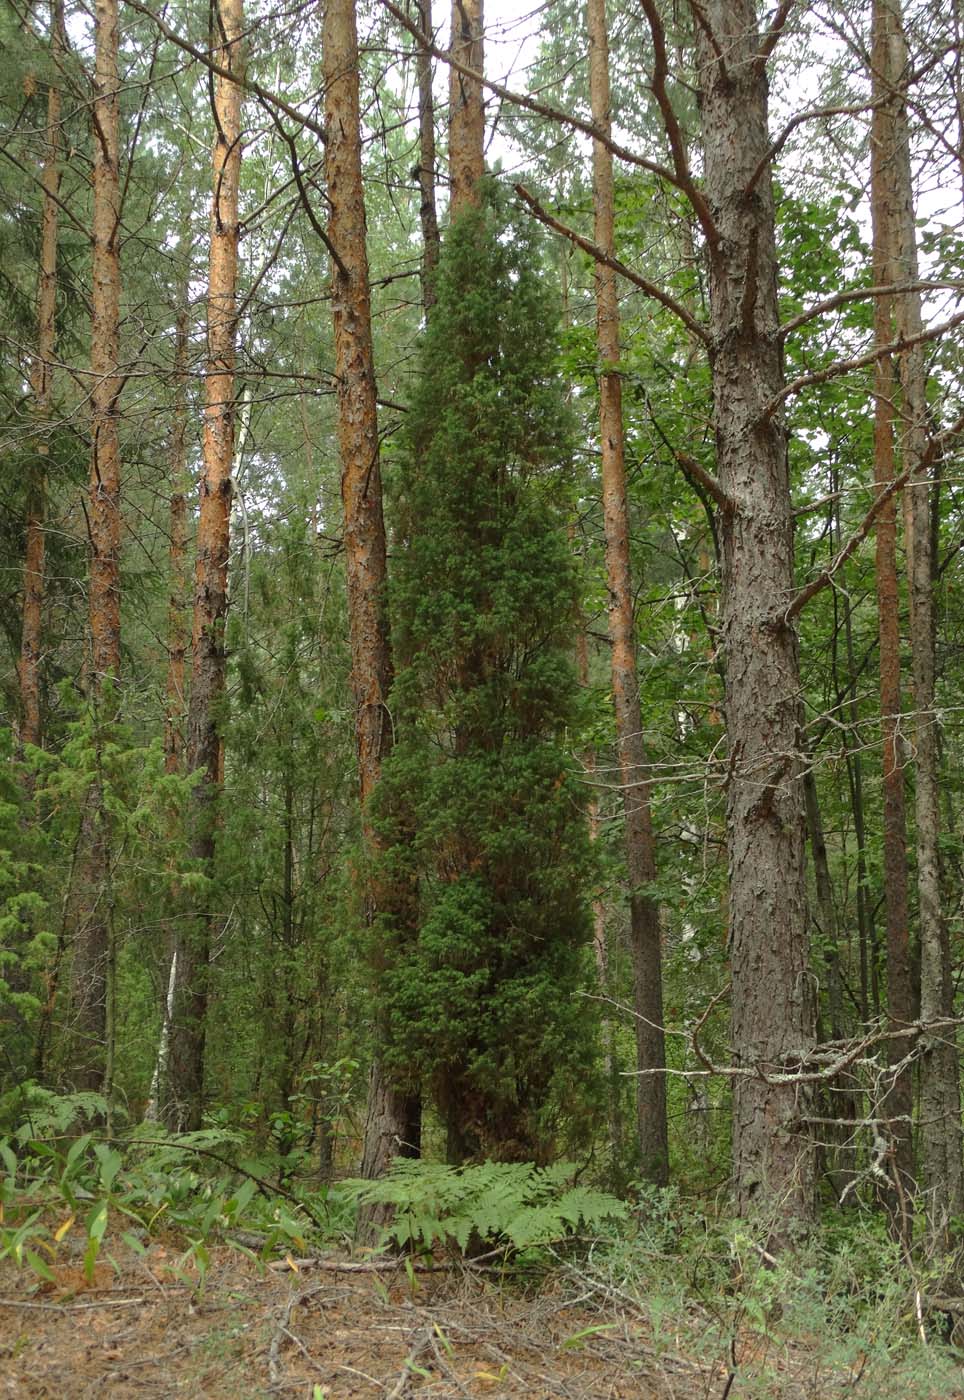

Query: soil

[1,1235,961,1399]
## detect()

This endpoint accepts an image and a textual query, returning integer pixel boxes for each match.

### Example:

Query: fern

[0,1084,114,1142]
[343,1160,627,1254]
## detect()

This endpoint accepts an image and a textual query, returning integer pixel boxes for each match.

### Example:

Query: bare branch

[266,108,349,278]
[744,101,879,198]
[122,0,328,143]
[764,309,964,417]
[685,0,726,67]
[780,280,964,341]
[514,184,711,343]
[783,411,964,623]
[755,0,797,69]
[637,0,719,246]
[676,452,733,513]
[379,0,688,195]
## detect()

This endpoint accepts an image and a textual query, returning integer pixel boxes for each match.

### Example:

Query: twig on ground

[385,1325,433,1399]
[268,1283,328,1385]
[0,1295,146,1310]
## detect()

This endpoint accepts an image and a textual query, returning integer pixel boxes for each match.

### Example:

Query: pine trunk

[698,1,816,1230]
[19,0,62,754]
[69,0,122,1091]
[166,0,243,1130]
[416,0,440,309]
[575,617,623,1159]
[323,0,408,1183]
[164,306,190,777]
[885,0,964,1239]
[448,0,484,212]
[870,0,916,1231]
[803,766,858,1203]
[587,0,667,1185]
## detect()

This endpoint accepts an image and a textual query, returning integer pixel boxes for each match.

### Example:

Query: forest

[3,0,964,1393]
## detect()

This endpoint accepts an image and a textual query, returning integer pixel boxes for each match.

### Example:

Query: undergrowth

[1,1089,962,1394]
[568,1185,964,1398]
[341,1157,629,1252]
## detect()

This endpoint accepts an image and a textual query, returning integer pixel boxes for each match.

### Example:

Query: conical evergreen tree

[380,188,597,1164]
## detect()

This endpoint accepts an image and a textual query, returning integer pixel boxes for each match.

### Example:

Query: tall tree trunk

[835,489,877,1023]
[415,0,440,310]
[19,0,63,754]
[386,0,443,1156]
[697,1,815,1230]
[166,0,243,1130]
[885,0,964,1241]
[870,0,916,1230]
[146,302,190,1123]
[323,0,410,1183]
[69,0,123,1092]
[448,0,484,213]
[587,0,667,1185]
[164,306,189,777]
[803,765,858,1203]
[575,615,623,1161]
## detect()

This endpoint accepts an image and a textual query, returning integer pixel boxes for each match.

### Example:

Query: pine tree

[586,0,667,1185]
[166,0,244,1129]
[381,189,596,1163]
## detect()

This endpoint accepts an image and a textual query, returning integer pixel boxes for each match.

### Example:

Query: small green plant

[0,1085,114,1142]
[0,1121,345,1291]
[343,1158,628,1254]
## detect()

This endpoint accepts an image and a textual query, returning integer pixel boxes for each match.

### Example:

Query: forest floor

[1,1233,963,1400]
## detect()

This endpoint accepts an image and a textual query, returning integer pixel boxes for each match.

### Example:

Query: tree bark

[166,0,243,1130]
[323,0,410,1185]
[448,0,484,213]
[18,0,63,754]
[835,495,877,1023]
[147,302,190,1122]
[697,1,815,1231]
[870,0,916,1230]
[885,0,964,1241]
[415,0,440,310]
[803,764,858,1203]
[69,0,123,1092]
[575,614,623,1162]
[164,306,190,777]
[587,0,667,1185]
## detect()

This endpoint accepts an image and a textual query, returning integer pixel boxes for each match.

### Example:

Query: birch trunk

[587,0,667,1184]
[148,303,190,1121]
[166,0,243,1130]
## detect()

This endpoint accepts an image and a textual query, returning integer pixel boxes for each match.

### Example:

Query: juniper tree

[380,189,597,1164]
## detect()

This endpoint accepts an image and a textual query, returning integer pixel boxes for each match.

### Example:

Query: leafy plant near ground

[343,1158,628,1252]
[0,1111,351,1291]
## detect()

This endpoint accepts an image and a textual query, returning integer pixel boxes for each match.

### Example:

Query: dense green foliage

[380,193,597,1161]
[2,9,964,1386]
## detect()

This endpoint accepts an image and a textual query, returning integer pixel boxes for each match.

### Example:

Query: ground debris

[1,1237,962,1398]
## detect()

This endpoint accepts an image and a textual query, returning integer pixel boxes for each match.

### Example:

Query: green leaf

[86,1199,109,1244]
[25,1248,55,1284]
